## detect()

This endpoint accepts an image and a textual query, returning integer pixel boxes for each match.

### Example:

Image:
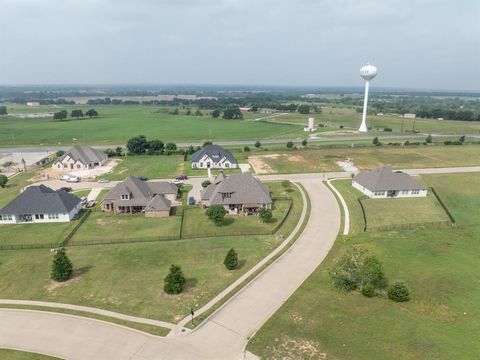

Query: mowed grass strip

[248,172,480,360]
[0,349,60,360]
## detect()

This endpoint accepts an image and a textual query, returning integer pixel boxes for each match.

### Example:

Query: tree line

[53,109,98,121]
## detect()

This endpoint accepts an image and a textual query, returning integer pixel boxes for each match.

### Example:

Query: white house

[53,145,107,171]
[191,144,238,169]
[0,185,82,224]
[352,167,428,198]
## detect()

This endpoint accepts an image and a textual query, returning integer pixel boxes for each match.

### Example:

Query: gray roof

[191,145,237,164]
[0,185,81,215]
[58,145,107,165]
[145,195,171,212]
[201,172,272,206]
[353,167,427,192]
[103,176,178,206]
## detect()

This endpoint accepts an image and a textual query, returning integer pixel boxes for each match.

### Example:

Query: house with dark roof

[352,167,427,198]
[0,185,82,224]
[53,145,108,171]
[191,144,238,170]
[101,176,179,217]
[200,172,272,215]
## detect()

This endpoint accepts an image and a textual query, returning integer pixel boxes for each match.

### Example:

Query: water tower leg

[359,80,370,132]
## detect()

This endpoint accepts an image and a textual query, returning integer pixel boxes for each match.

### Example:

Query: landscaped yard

[248,172,480,360]
[248,144,480,174]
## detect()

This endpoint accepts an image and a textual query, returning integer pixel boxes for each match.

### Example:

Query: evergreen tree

[164,264,186,294]
[51,248,73,282]
[224,248,238,270]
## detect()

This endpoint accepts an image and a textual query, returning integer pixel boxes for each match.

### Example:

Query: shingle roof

[103,176,178,205]
[58,145,107,165]
[191,145,237,164]
[145,195,171,212]
[0,185,81,215]
[202,172,272,205]
[353,167,426,192]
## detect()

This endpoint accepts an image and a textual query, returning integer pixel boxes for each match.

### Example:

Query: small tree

[459,135,466,143]
[329,247,367,291]
[203,141,212,147]
[85,109,98,118]
[372,137,380,145]
[71,109,84,119]
[358,256,387,290]
[206,205,226,225]
[388,282,410,302]
[243,146,250,152]
[286,141,294,149]
[254,141,261,148]
[301,139,308,147]
[194,110,203,116]
[165,142,177,151]
[201,180,211,188]
[55,150,65,157]
[51,248,73,282]
[115,146,123,156]
[0,105,7,115]
[426,134,433,144]
[163,264,186,294]
[224,248,238,270]
[0,175,8,188]
[361,283,376,298]
[212,109,221,118]
[259,208,272,223]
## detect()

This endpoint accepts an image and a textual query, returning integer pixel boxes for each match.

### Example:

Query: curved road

[0,178,341,359]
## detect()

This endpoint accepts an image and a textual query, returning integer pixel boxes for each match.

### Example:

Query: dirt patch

[265,336,330,359]
[248,155,277,174]
[96,218,125,226]
[46,270,82,292]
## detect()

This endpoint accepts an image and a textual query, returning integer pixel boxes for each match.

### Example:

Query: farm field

[0,104,304,146]
[248,172,480,360]
[247,144,480,174]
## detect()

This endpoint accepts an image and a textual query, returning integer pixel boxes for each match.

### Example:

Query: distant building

[0,185,81,224]
[258,108,280,114]
[26,102,40,107]
[101,176,178,217]
[304,117,317,132]
[191,144,238,169]
[200,172,272,215]
[352,167,427,198]
[239,107,252,113]
[403,113,416,119]
[53,145,107,171]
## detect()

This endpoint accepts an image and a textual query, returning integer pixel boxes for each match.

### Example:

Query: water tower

[358,63,378,132]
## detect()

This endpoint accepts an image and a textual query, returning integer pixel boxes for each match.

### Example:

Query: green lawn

[0,349,60,360]
[0,104,304,146]
[249,144,480,174]
[330,179,365,234]
[248,172,480,360]
[102,155,183,181]
[0,171,38,208]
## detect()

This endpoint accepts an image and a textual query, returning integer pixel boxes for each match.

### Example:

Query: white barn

[352,167,427,198]
[191,144,238,170]
[0,185,82,224]
[53,145,107,171]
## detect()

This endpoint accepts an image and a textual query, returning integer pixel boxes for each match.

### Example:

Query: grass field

[0,220,77,247]
[0,104,304,146]
[248,144,480,174]
[0,349,59,360]
[102,155,183,181]
[0,171,37,207]
[248,172,480,360]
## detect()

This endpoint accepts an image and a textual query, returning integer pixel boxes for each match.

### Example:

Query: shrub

[254,141,261,148]
[328,247,367,291]
[301,139,308,146]
[201,180,211,188]
[358,256,387,289]
[426,134,433,144]
[388,282,410,302]
[383,127,392,132]
[51,248,73,282]
[164,264,186,294]
[243,146,250,152]
[372,137,380,145]
[361,283,376,298]
[0,175,8,188]
[286,141,294,149]
[206,205,227,225]
[224,248,238,270]
[203,141,212,147]
[259,208,273,223]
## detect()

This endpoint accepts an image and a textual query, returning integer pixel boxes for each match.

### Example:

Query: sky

[0,0,479,90]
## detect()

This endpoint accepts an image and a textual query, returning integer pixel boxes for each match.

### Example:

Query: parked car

[173,179,183,185]
[67,176,81,183]
[80,197,88,205]
[98,179,110,183]
[176,175,188,180]
[59,186,72,192]
[188,196,196,205]
[59,175,70,181]
[85,200,96,208]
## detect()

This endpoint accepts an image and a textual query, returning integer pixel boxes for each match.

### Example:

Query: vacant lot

[248,144,480,174]
[102,155,183,181]
[248,172,480,360]
[0,104,304,146]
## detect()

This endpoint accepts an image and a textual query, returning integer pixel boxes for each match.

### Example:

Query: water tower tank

[308,117,314,129]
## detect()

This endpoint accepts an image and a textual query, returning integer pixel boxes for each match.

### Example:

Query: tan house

[53,145,107,171]
[101,176,179,217]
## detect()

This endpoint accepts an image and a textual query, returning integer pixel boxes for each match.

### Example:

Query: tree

[206,205,226,225]
[254,141,261,148]
[203,141,212,147]
[297,104,310,114]
[71,109,84,119]
[259,208,272,223]
[185,109,192,116]
[286,141,294,149]
[115,146,123,157]
[0,105,7,115]
[127,135,148,155]
[201,180,211,188]
[55,150,65,157]
[426,134,433,144]
[459,135,466,143]
[0,175,8,188]
[148,139,164,152]
[85,109,98,118]
[53,110,67,121]
[222,107,243,120]
[301,139,308,147]
[51,248,73,282]
[224,248,238,270]
[328,247,367,291]
[165,142,177,151]
[243,146,250,152]
[388,282,410,302]
[358,256,387,290]
[163,264,186,294]
[212,109,221,118]
[194,110,203,116]
[372,137,380,145]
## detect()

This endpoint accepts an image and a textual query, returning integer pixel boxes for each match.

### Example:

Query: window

[225,163,230,168]
[48,213,59,219]
[121,194,129,200]
[412,189,420,195]
[374,191,385,196]
[0,214,13,221]
[35,214,44,220]
[401,190,409,195]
